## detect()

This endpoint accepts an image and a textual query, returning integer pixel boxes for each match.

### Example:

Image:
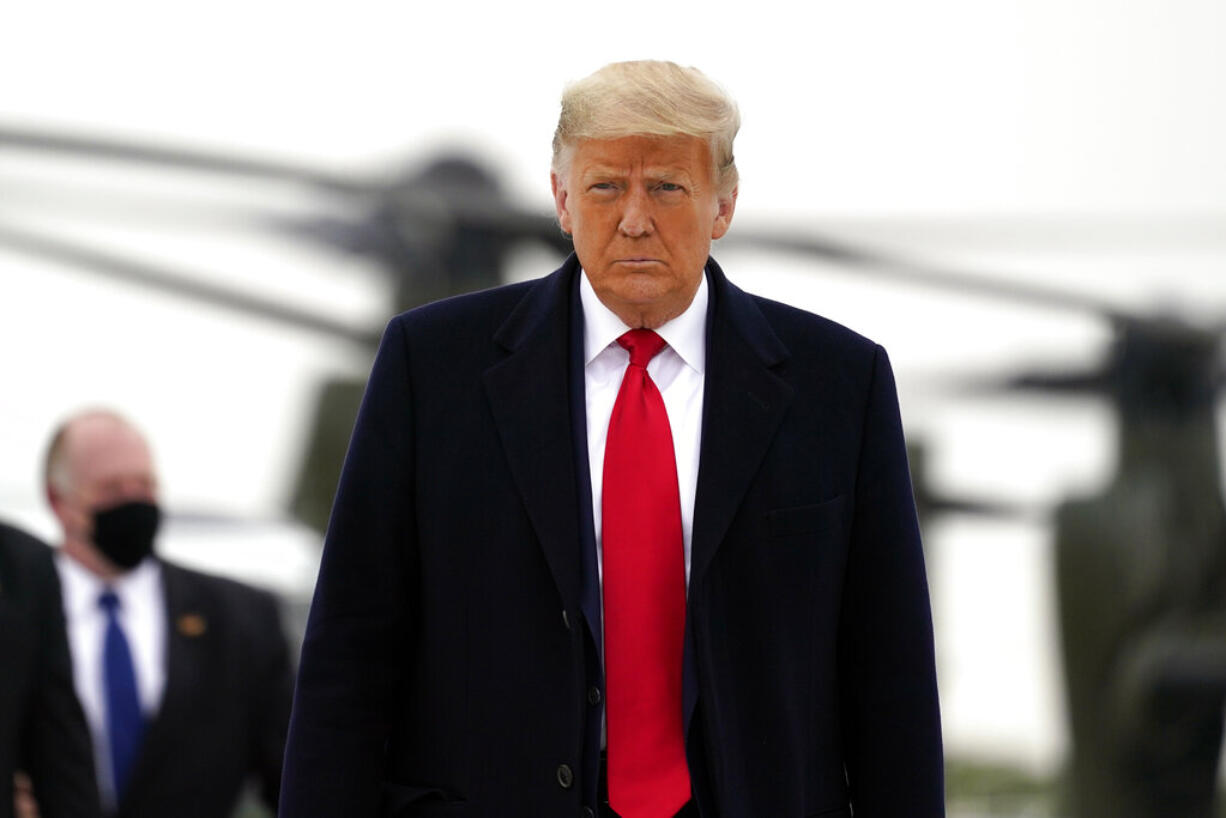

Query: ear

[550,172,573,235]
[46,482,65,515]
[46,481,81,536]
[711,186,737,240]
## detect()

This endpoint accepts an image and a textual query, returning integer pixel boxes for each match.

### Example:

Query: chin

[615,283,673,306]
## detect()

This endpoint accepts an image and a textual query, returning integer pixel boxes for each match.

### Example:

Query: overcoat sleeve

[20,537,102,818]
[244,588,293,812]
[280,317,417,817]
[837,346,945,816]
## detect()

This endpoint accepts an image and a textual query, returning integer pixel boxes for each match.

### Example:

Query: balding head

[46,410,155,497]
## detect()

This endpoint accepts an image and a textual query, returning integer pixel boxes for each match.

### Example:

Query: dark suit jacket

[0,521,100,818]
[56,558,293,818]
[282,256,944,817]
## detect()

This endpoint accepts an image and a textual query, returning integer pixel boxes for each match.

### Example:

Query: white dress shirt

[581,269,708,588]
[56,553,168,808]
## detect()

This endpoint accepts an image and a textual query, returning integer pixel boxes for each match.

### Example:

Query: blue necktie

[99,590,144,800]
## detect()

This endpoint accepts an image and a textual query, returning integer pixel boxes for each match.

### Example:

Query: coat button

[556,763,574,789]
[562,610,572,630]
[582,807,596,818]
[587,686,602,706]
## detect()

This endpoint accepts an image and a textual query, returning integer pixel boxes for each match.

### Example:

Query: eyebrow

[579,165,694,180]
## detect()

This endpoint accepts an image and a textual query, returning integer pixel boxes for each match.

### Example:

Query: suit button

[557,763,574,789]
[562,610,572,630]
[582,808,596,818]
[587,686,602,706]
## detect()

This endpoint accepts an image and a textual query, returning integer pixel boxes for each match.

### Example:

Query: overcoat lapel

[483,260,584,614]
[122,563,211,813]
[690,259,793,595]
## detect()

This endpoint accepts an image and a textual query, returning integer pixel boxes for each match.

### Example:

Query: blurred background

[2,1,1225,814]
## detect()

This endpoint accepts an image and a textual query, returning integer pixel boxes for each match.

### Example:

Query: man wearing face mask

[44,409,293,818]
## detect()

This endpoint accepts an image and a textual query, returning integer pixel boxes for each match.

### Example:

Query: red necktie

[602,329,691,818]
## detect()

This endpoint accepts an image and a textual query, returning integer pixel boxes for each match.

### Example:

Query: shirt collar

[56,551,161,618]
[579,267,708,375]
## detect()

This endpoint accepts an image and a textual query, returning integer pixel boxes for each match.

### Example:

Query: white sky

[2,0,1226,774]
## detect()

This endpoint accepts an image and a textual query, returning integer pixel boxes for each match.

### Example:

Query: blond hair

[551,60,740,195]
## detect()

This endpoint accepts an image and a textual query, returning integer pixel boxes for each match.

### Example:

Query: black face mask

[92,501,160,570]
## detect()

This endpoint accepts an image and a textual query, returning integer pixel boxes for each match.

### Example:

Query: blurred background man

[0,519,100,818]
[43,409,293,818]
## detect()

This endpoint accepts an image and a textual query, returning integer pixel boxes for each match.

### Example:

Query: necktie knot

[617,329,667,368]
[98,589,120,613]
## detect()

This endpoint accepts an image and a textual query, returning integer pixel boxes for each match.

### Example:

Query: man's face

[51,417,158,565]
[552,134,736,328]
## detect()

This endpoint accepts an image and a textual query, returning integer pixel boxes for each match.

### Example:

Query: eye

[653,181,688,195]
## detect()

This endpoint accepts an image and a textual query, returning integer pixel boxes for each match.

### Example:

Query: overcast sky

[3,0,1225,212]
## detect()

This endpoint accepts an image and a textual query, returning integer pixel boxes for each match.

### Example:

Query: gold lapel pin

[176,613,207,637]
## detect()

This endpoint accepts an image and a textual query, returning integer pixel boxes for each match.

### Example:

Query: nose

[618,187,654,237]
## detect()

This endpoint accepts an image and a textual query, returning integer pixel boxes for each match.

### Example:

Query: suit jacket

[58,558,293,818]
[282,255,944,818]
[0,521,101,818]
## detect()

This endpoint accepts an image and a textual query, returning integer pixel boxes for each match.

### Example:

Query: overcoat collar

[483,256,586,613]
[690,256,792,594]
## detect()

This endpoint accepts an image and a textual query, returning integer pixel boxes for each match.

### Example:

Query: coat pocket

[766,494,847,538]
[807,805,851,817]
[381,781,470,817]
[385,806,472,818]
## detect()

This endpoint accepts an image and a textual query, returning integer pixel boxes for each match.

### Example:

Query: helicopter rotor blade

[0,124,558,229]
[0,220,379,347]
[753,213,1226,252]
[0,126,574,256]
[943,367,1113,397]
[725,229,1133,320]
[0,175,328,233]
[920,493,1045,523]
[0,123,370,194]
[0,170,573,261]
